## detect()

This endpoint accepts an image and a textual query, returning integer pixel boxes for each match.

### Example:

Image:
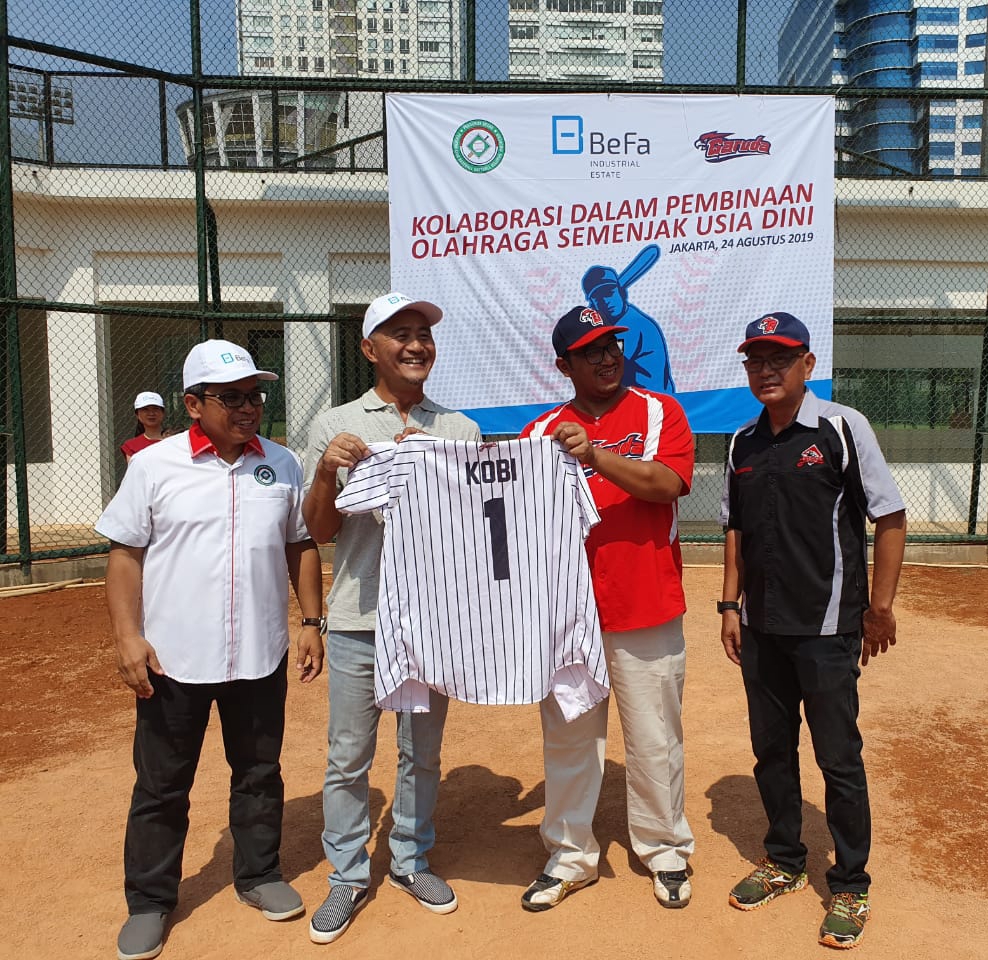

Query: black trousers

[740,627,870,894]
[124,655,288,914]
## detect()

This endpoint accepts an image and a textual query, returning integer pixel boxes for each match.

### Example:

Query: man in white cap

[97,339,325,960]
[302,293,480,944]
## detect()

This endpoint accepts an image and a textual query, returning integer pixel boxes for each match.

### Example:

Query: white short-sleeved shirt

[96,425,310,683]
[336,435,609,721]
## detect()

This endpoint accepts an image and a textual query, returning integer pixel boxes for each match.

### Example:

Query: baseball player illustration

[581,244,675,393]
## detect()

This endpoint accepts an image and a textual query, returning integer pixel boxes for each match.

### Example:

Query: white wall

[8,166,988,533]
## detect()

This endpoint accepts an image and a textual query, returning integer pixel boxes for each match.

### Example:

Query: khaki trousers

[538,617,694,881]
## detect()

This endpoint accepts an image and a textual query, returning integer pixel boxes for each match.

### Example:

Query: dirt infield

[2,565,986,960]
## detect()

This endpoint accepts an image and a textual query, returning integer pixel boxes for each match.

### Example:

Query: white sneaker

[653,870,691,908]
[521,873,597,912]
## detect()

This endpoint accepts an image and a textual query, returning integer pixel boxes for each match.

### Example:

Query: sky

[6,0,794,164]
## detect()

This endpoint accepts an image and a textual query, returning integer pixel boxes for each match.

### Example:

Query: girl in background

[120,391,166,462]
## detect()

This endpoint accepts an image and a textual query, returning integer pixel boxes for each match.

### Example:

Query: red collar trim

[188,422,264,459]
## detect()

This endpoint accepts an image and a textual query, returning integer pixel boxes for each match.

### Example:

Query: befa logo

[694,131,771,163]
[580,308,605,327]
[452,119,506,173]
[552,115,651,155]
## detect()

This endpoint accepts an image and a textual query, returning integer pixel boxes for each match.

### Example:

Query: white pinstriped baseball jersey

[335,435,609,720]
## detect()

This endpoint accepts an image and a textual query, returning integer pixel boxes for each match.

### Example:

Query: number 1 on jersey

[482,497,510,581]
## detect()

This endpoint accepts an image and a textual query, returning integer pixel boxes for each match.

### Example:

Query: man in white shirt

[97,340,324,960]
[302,293,480,944]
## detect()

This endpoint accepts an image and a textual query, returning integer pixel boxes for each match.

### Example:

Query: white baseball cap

[362,292,443,339]
[134,391,164,410]
[182,339,278,390]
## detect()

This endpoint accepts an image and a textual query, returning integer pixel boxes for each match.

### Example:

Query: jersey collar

[362,387,440,413]
[188,421,264,459]
[756,386,821,437]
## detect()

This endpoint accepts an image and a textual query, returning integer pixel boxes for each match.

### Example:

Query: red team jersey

[522,387,694,633]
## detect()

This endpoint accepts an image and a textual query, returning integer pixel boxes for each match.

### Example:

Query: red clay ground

[1,565,986,960]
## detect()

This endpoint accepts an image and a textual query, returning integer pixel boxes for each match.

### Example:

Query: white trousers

[538,617,695,881]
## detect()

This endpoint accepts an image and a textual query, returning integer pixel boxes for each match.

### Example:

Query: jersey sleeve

[302,410,340,492]
[651,395,695,493]
[839,410,906,522]
[95,455,154,547]
[282,449,311,543]
[334,441,399,515]
[720,431,740,529]
[566,450,601,538]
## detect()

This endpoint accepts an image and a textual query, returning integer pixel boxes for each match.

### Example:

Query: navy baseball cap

[552,306,628,357]
[737,312,811,353]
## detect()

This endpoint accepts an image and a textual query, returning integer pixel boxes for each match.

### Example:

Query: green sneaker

[728,858,808,911]
[818,892,870,949]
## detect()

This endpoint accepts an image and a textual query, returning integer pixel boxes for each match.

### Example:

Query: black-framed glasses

[578,339,624,365]
[203,389,267,409]
[741,352,806,374]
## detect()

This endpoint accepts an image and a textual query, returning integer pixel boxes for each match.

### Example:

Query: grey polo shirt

[303,387,481,631]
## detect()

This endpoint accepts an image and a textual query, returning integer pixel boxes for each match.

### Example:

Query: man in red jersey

[519,305,695,913]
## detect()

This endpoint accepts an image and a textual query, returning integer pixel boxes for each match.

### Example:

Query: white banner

[386,93,834,434]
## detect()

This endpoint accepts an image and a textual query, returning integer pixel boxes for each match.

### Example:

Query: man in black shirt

[719,312,906,950]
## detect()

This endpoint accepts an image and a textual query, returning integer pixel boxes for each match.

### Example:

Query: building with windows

[235,0,663,83]
[780,0,988,176]
[236,0,470,80]
[507,0,664,81]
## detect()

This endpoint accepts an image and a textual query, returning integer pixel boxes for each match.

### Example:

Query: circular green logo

[254,464,276,486]
[452,119,505,173]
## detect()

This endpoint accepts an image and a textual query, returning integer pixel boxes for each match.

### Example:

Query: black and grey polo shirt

[720,389,905,636]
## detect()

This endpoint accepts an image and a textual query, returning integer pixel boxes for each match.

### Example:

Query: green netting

[3,0,987,567]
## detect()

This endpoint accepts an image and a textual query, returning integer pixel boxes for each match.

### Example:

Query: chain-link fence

[4,0,988,570]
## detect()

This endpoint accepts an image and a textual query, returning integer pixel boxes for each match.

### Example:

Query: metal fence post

[0,0,32,573]
[190,0,210,342]
[968,307,988,536]
[736,0,747,92]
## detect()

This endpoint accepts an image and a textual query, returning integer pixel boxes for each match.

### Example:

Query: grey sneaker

[117,913,167,960]
[521,873,597,912]
[235,880,304,920]
[388,870,458,914]
[309,885,368,944]
[653,869,692,908]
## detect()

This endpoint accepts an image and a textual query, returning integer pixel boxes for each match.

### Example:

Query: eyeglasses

[202,389,267,409]
[577,339,624,365]
[741,352,806,374]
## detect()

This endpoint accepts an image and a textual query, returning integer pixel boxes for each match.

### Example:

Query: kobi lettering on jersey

[465,458,518,485]
[797,444,825,468]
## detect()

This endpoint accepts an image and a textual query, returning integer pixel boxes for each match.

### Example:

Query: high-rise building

[780,0,988,176]
[507,0,664,81]
[236,0,663,83]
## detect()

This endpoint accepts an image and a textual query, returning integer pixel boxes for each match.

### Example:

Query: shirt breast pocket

[244,485,293,505]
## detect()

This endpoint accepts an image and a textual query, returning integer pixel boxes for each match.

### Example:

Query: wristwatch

[716,601,741,614]
[301,616,327,632]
